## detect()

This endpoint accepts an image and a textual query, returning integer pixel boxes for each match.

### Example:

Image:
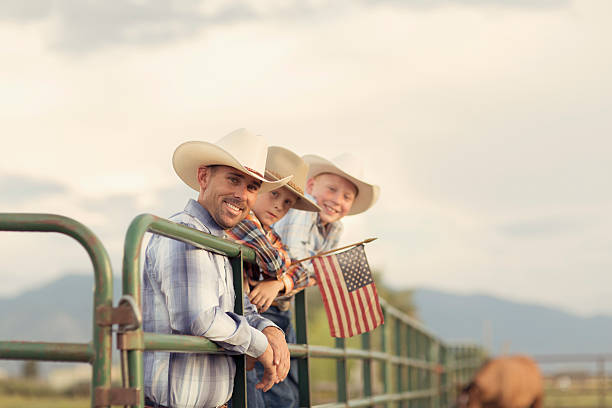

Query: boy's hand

[256,344,278,391]
[248,279,285,313]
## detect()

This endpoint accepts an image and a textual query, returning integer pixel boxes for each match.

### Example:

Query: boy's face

[306,173,357,225]
[253,187,298,228]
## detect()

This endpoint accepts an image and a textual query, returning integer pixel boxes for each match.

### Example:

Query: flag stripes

[312,245,384,338]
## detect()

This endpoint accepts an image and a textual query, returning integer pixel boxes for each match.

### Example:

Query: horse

[456,355,543,408]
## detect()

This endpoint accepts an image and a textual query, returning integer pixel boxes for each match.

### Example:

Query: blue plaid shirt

[272,194,343,293]
[143,199,277,408]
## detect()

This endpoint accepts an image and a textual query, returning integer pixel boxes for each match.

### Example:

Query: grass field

[1,376,610,408]
[544,375,611,408]
[0,395,89,408]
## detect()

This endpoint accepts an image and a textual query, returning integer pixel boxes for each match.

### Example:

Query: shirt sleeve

[227,219,290,280]
[157,233,269,358]
[243,293,281,333]
[274,209,316,274]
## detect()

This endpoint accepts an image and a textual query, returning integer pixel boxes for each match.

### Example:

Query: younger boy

[227,146,320,408]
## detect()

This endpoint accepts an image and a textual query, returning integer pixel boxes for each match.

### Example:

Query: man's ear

[305,177,316,194]
[197,166,212,192]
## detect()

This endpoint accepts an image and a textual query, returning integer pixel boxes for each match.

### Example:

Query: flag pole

[290,237,377,266]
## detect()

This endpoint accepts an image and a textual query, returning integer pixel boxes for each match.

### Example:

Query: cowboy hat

[173,128,292,194]
[265,146,321,212]
[302,152,380,215]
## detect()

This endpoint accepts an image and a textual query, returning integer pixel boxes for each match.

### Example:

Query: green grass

[0,395,89,408]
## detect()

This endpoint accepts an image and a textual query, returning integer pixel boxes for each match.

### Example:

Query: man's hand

[255,344,278,391]
[262,326,290,382]
[246,355,257,371]
[249,279,285,313]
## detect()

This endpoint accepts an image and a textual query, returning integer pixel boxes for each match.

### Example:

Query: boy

[227,146,320,407]
[273,152,380,300]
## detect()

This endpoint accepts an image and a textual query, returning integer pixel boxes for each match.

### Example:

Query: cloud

[498,216,588,238]
[0,0,570,52]
[0,174,67,206]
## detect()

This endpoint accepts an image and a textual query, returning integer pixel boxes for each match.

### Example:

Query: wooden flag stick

[290,237,377,266]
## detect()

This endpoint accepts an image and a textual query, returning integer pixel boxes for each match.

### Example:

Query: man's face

[252,187,298,228]
[197,165,262,229]
[306,173,357,225]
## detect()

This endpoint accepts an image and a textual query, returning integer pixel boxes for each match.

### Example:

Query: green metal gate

[0,212,484,407]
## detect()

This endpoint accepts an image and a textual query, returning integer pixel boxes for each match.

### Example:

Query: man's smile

[224,200,244,216]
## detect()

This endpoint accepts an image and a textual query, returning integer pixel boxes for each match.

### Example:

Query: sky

[1,0,611,316]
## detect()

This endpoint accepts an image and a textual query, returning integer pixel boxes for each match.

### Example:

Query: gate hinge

[94,386,139,406]
[96,295,142,329]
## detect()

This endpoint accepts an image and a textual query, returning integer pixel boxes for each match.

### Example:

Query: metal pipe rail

[0,212,485,408]
[119,213,485,408]
[0,213,114,408]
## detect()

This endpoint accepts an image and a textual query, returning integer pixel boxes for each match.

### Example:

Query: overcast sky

[1,0,610,316]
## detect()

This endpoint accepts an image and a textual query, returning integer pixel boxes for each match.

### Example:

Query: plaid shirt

[273,196,343,301]
[227,212,304,297]
[143,199,277,408]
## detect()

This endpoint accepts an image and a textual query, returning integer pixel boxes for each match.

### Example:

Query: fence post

[430,340,439,408]
[396,318,404,408]
[362,332,372,406]
[336,337,348,404]
[231,251,246,408]
[406,325,414,408]
[295,290,312,407]
[381,308,389,408]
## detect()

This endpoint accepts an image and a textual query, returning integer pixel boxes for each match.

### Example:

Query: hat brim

[173,141,292,194]
[264,171,321,212]
[303,154,380,215]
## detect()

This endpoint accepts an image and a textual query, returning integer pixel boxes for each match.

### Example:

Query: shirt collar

[245,211,269,233]
[184,198,225,238]
[305,193,342,236]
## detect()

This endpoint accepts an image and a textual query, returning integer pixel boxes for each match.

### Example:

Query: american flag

[312,245,384,338]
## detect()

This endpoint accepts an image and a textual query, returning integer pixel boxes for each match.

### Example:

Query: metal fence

[536,354,612,408]
[0,212,485,407]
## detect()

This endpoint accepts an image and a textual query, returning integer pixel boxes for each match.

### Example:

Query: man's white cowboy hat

[265,146,321,212]
[302,152,380,215]
[173,128,292,194]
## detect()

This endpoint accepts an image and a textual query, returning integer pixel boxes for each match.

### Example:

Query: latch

[94,295,142,407]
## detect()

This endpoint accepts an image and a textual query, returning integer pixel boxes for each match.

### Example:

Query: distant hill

[3,275,612,377]
[0,274,121,343]
[413,288,612,355]
[0,274,121,376]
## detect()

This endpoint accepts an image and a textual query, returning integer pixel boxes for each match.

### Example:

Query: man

[142,128,292,408]
[267,152,380,407]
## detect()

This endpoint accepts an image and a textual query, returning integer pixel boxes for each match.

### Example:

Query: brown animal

[457,355,543,408]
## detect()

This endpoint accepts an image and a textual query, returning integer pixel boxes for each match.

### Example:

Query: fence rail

[0,212,485,407]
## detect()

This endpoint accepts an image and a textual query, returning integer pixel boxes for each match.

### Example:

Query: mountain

[413,288,612,355]
[0,274,122,376]
[0,274,122,343]
[3,275,612,377]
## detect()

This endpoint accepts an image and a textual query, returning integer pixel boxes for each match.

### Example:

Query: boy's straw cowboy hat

[303,153,380,215]
[265,146,321,212]
[173,128,292,194]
